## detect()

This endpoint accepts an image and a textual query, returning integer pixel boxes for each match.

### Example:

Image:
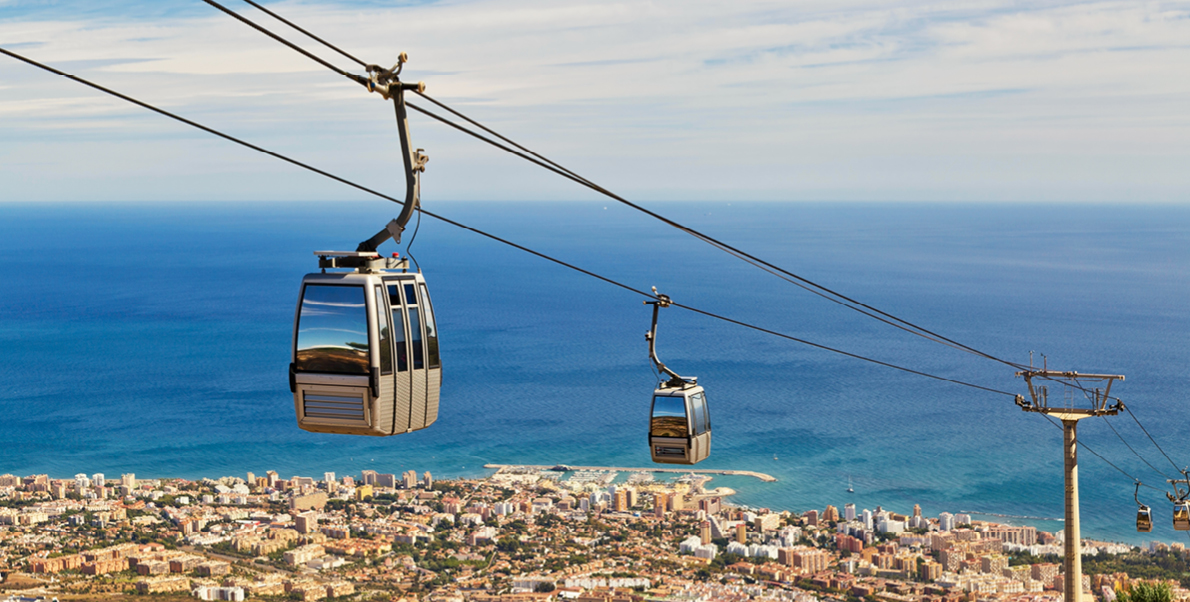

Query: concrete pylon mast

[1015,368,1124,602]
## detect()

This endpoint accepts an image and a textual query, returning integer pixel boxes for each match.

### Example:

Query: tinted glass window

[408,307,424,370]
[650,395,688,438]
[690,392,707,435]
[404,284,418,305]
[387,284,408,372]
[374,287,392,375]
[295,285,369,375]
[420,283,440,369]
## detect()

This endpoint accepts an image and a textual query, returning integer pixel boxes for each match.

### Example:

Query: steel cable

[0,44,1017,401]
[206,0,1033,376]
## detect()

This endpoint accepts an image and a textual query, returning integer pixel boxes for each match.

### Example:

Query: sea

[1,201,1188,546]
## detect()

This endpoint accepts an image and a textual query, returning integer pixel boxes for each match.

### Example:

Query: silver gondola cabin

[290,252,441,436]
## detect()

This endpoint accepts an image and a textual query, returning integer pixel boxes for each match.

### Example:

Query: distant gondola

[1174,501,1190,531]
[1135,484,1152,532]
[645,290,711,465]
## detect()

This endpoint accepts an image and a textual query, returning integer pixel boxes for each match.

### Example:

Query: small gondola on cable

[1166,477,1190,531]
[289,56,441,436]
[645,289,711,464]
[1135,483,1152,533]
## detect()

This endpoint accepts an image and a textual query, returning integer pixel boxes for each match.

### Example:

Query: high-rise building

[654,493,668,518]
[360,470,378,485]
[121,473,136,488]
[290,492,328,511]
[376,474,396,488]
[938,512,955,531]
[670,494,685,512]
[955,513,972,525]
[403,470,418,489]
[699,497,721,515]
[295,511,317,534]
[735,523,747,544]
[625,487,638,508]
[919,560,942,582]
[844,503,856,521]
[423,471,433,489]
[614,490,628,512]
[823,505,840,523]
[700,521,712,545]
[803,509,819,527]
[91,474,105,489]
[246,472,255,486]
[913,504,922,517]
[341,476,355,487]
[323,472,336,486]
[266,471,279,488]
[862,509,874,530]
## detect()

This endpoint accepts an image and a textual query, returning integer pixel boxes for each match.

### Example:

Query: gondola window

[295,285,369,375]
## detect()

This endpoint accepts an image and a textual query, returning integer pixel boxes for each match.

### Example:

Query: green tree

[1118,582,1173,602]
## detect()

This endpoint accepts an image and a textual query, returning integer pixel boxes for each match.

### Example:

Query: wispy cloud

[1,0,1188,202]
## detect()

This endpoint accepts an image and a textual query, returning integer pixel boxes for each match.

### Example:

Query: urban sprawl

[0,467,1180,602]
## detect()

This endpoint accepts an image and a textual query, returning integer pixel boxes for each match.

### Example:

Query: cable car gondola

[291,255,440,435]
[289,58,440,436]
[1135,483,1152,532]
[645,290,711,465]
[1174,501,1190,531]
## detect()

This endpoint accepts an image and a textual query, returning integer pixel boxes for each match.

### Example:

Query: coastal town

[0,467,1182,602]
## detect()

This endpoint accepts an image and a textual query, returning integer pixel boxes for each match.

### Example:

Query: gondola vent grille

[303,392,365,422]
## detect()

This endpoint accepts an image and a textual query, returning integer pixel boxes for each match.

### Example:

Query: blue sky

[1,0,1188,202]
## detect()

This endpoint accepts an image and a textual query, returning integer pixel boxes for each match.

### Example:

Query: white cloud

[0,0,1188,202]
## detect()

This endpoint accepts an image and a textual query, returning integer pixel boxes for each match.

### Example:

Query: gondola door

[386,279,414,433]
[688,389,711,463]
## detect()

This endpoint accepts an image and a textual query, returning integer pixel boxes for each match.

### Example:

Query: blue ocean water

[1,201,1188,545]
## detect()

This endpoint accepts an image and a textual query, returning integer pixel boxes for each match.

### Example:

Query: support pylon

[1062,417,1083,602]
[1015,369,1124,602]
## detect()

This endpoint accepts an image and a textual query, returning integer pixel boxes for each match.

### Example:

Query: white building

[726,541,749,556]
[939,512,955,531]
[694,544,717,559]
[749,544,779,559]
[844,503,856,521]
[193,586,245,601]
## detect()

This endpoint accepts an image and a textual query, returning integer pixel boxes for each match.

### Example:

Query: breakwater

[483,463,777,482]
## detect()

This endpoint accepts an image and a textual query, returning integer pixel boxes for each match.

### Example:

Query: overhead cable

[240,0,368,69]
[0,44,1017,400]
[187,0,1190,491]
[1124,404,1186,474]
[200,0,354,79]
[1039,414,1164,492]
[1099,414,1172,480]
[207,0,1033,377]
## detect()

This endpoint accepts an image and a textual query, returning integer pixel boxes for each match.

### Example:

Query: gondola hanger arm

[355,53,429,254]
[645,287,694,388]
